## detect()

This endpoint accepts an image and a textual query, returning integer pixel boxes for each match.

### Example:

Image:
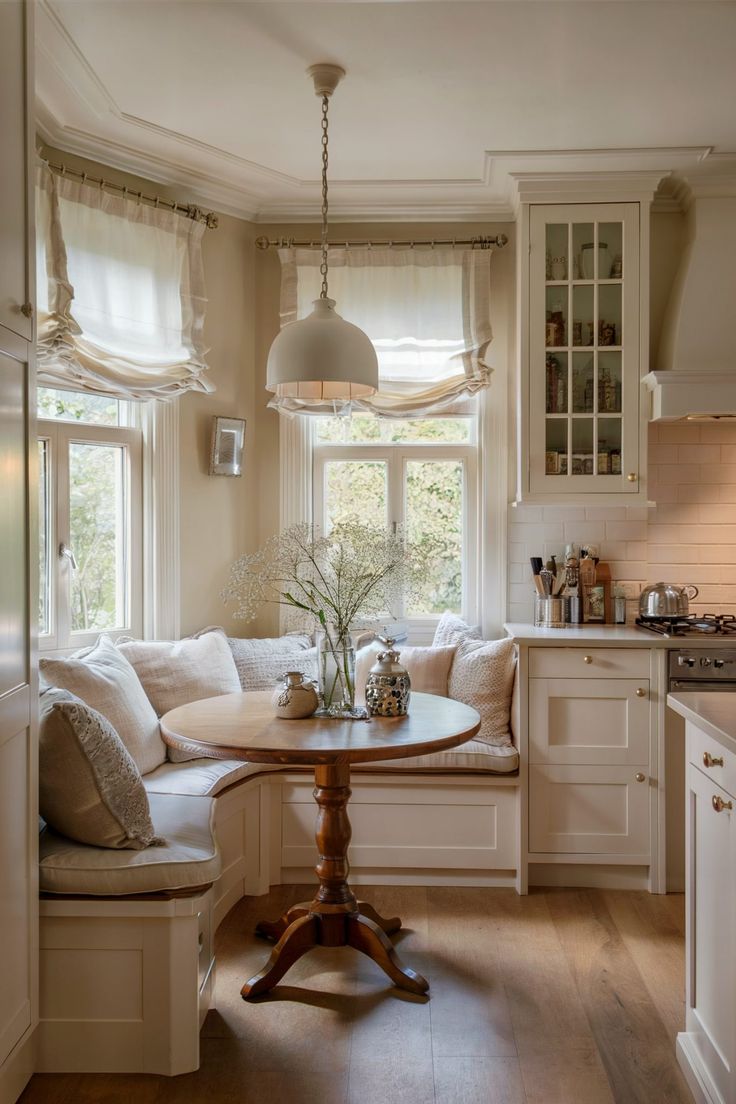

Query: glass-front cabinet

[528,203,640,496]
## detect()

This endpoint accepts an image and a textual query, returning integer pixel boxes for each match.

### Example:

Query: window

[314,415,478,638]
[38,387,143,653]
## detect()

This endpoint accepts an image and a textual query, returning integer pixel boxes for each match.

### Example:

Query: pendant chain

[320,93,330,299]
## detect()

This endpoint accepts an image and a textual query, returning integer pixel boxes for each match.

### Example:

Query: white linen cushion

[226,633,318,691]
[39,688,160,849]
[432,612,482,647]
[448,636,517,747]
[352,739,518,773]
[143,757,281,797]
[39,793,220,896]
[354,642,457,705]
[40,635,166,774]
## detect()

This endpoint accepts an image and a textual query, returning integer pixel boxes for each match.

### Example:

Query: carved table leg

[242,763,425,999]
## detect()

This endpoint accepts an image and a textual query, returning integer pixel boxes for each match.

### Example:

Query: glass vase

[318,626,357,716]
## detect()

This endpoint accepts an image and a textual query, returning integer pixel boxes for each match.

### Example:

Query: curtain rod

[255,233,508,251]
[45,160,219,229]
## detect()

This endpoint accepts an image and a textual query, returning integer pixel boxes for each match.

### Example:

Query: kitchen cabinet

[515,182,656,504]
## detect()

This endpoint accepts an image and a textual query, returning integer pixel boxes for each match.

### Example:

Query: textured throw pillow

[354,642,457,704]
[226,633,318,691]
[39,688,161,850]
[117,630,241,717]
[40,635,166,774]
[448,636,517,747]
[432,611,482,647]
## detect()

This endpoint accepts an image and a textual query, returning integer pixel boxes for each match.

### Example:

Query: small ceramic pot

[365,647,411,718]
[272,671,319,719]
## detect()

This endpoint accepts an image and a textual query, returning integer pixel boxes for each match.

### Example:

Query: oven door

[670,680,736,693]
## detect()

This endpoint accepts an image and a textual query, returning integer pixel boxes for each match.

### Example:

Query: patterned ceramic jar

[271,671,319,719]
[365,646,411,717]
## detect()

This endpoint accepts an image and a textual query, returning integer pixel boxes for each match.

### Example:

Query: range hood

[644,194,736,420]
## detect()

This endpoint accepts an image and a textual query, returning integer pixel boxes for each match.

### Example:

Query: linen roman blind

[271,245,493,416]
[36,161,212,399]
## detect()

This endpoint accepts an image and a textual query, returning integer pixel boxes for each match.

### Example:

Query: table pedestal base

[241,764,429,999]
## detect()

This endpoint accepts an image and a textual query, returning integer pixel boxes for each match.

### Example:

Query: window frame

[313,427,478,643]
[38,417,143,655]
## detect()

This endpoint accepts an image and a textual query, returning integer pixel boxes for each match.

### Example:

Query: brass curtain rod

[45,160,219,229]
[255,233,508,251]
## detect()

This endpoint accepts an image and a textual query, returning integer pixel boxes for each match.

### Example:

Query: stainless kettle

[639,581,699,619]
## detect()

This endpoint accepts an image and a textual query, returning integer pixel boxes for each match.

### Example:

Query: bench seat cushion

[352,739,519,774]
[39,793,221,896]
[142,758,283,797]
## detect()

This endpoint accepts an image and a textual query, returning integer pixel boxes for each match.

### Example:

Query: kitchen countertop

[667,692,736,756]
[504,623,736,647]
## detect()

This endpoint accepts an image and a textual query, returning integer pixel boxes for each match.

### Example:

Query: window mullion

[55,424,72,651]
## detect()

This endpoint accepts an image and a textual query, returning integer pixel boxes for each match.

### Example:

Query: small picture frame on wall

[210,416,245,476]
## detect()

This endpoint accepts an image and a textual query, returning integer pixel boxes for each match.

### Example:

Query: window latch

[59,543,78,570]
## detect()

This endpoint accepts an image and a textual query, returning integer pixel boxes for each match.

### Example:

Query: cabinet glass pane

[406,460,463,615]
[545,420,568,475]
[598,352,622,413]
[545,224,569,281]
[69,442,127,633]
[572,223,595,279]
[325,460,387,530]
[545,288,567,347]
[597,418,622,476]
[571,419,594,474]
[572,353,594,413]
[546,353,568,414]
[599,283,622,346]
[599,222,623,279]
[572,285,594,346]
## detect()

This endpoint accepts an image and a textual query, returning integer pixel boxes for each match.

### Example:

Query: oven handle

[670,680,736,692]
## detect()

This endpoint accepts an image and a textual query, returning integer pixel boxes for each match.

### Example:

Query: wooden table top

[160,691,481,766]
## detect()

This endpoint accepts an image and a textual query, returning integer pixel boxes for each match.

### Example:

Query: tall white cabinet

[0,3,38,1102]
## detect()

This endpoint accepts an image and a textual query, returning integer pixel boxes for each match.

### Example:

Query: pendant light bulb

[266,64,378,406]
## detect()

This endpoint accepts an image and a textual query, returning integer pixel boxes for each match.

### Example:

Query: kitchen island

[667,691,736,1104]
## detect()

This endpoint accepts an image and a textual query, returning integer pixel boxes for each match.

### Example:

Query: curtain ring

[99,178,106,190]
[136,190,142,204]
[81,172,87,184]
[122,185,128,198]
[430,239,435,249]
[410,240,414,249]
[154,196,160,208]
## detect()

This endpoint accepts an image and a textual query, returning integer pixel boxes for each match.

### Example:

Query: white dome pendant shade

[265,63,378,406]
[266,297,378,401]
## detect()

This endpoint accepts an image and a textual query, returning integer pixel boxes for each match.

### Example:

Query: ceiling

[36,0,736,222]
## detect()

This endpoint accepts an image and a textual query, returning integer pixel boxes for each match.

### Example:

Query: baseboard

[677,1033,723,1104]
[529,863,650,890]
[0,1028,36,1104]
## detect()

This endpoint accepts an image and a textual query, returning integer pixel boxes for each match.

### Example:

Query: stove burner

[636,613,736,637]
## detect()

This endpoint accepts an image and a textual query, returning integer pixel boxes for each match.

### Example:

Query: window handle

[59,542,78,570]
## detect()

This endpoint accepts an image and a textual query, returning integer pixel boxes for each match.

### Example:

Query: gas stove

[636,613,736,637]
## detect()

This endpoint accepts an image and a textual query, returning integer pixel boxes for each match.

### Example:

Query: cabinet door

[684,762,736,1104]
[530,677,650,766]
[0,0,33,341]
[529,764,650,856]
[529,202,640,495]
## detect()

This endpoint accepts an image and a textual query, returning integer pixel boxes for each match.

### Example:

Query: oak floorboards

[20,886,690,1104]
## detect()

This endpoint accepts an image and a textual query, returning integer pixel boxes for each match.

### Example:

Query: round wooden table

[160,690,481,998]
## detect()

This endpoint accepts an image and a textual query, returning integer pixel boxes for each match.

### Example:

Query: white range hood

[644,194,736,420]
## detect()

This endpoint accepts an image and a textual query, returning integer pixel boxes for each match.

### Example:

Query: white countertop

[667,692,736,755]
[504,623,736,648]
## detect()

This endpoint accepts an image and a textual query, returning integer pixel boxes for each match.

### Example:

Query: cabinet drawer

[687,723,736,800]
[529,647,650,680]
[529,764,651,856]
[530,678,650,765]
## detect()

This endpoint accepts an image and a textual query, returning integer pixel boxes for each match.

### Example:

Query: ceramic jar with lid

[271,671,319,719]
[365,645,411,717]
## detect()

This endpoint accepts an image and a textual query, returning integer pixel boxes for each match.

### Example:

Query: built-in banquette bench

[36,615,518,1075]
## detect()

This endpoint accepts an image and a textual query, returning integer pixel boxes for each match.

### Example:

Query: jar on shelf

[580,241,611,280]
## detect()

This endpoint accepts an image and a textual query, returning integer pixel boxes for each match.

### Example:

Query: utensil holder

[534,596,568,628]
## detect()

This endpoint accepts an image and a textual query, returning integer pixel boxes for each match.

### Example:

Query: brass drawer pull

[703,752,724,768]
[583,655,593,664]
[636,688,646,698]
[712,795,733,813]
[627,472,637,483]
[635,772,646,783]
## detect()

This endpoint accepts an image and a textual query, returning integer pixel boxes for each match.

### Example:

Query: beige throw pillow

[448,636,516,747]
[39,688,161,849]
[225,633,318,691]
[40,635,166,774]
[117,630,241,717]
[354,643,456,705]
[432,611,482,647]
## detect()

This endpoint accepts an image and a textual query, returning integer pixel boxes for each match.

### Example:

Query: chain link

[320,94,330,298]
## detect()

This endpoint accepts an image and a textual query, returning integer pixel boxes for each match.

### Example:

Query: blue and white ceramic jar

[365,646,411,717]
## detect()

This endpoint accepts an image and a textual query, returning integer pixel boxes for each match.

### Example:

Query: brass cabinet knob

[627,472,637,482]
[583,655,593,664]
[712,795,733,813]
[20,301,33,319]
[703,751,725,768]
[635,772,646,783]
[635,688,647,697]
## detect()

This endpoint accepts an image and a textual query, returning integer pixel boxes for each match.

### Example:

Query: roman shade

[271,245,493,416]
[35,160,212,400]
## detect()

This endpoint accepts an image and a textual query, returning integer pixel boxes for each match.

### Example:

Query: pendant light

[266,64,378,405]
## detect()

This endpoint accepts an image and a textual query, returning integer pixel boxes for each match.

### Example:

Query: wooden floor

[21,885,692,1104]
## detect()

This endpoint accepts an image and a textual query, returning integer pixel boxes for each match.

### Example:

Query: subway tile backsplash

[507,422,736,623]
